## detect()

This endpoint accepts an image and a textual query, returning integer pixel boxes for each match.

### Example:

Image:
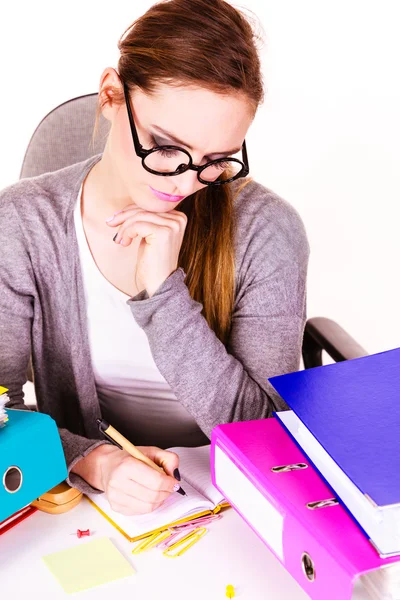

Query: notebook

[86,445,228,542]
[268,347,400,557]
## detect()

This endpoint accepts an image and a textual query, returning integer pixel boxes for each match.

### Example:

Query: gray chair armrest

[302,317,368,368]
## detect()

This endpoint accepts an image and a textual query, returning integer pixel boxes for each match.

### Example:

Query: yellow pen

[96,419,186,496]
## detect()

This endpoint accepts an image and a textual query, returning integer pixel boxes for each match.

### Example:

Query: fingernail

[113,233,118,242]
[173,468,181,481]
[173,483,180,492]
[176,486,187,496]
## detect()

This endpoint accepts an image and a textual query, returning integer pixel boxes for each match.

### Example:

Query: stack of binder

[0,401,68,527]
[211,348,400,600]
[269,348,400,560]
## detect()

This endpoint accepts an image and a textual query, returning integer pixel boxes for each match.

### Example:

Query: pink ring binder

[211,418,400,600]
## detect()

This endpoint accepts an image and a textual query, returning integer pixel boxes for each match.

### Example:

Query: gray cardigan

[0,154,309,494]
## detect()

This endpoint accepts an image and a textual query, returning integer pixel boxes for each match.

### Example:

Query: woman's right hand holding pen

[72,444,183,515]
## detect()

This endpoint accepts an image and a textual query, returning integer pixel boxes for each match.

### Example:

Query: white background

[0,0,399,354]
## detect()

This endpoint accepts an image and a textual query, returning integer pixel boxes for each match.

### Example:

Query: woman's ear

[98,67,123,122]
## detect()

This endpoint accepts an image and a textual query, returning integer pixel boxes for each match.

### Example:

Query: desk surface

[0,498,369,600]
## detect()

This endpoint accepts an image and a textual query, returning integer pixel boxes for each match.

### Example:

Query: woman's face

[100,68,254,213]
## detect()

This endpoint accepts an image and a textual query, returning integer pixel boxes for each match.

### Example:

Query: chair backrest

[20,93,109,179]
[22,92,109,384]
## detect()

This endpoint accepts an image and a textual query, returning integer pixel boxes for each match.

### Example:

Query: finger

[108,496,165,516]
[106,207,146,226]
[107,476,174,506]
[109,207,187,228]
[117,211,183,229]
[116,221,171,246]
[106,207,172,228]
[144,209,187,225]
[120,455,179,493]
[138,446,180,479]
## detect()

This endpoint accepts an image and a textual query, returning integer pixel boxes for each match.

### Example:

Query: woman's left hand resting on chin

[106,205,188,297]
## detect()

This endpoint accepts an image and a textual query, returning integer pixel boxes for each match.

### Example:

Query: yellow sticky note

[42,536,135,594]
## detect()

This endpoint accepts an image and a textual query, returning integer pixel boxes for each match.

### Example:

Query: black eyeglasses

[122,81,250,186]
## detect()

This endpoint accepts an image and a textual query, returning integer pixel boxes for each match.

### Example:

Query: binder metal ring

[3,465,23,493]
[271,463,308,473]
[306,498,339,510]
[301,552,316,582]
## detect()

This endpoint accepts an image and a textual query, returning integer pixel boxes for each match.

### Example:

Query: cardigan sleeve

[0,200,109,495]
[127,194,310,438]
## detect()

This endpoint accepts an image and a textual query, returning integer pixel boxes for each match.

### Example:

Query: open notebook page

[86,478,214,539]
[168,444,225,507]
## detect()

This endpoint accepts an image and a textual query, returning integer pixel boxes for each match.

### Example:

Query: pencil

[96,418,186,496]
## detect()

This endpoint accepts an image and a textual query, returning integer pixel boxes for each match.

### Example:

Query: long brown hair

[91,0,264,344]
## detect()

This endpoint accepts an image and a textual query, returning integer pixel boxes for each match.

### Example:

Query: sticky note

[42,536,135,593]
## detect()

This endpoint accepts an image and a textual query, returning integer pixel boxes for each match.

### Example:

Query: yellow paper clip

[163,527,207,558]
[132,530,172,554]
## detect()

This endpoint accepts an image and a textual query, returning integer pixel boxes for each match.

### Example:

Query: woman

[0,0,309,515]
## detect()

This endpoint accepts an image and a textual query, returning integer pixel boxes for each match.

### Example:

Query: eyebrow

[149,124,242,157]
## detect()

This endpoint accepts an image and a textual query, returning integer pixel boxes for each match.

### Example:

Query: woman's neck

[82,151,135,223]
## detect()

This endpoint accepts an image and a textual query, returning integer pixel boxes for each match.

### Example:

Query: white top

[73,183,208,448]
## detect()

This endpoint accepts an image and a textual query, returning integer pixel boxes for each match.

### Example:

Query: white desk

[0,498,371,600]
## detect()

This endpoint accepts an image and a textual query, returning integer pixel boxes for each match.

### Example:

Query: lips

[149,185,185,202]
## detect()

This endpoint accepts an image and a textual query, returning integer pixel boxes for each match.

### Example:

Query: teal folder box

[0,409,68,523]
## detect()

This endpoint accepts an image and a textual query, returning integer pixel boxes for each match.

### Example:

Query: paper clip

[184,513,222,527]
[171,512,223,530]
[163,527,207,558]
[156,524,201,550]
[132,529,172,554]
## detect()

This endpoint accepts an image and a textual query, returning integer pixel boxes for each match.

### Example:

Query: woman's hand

[106,207,188,297]
[71,444,181,515]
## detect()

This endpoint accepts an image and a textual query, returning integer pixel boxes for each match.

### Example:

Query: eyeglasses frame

[122,81,250,186]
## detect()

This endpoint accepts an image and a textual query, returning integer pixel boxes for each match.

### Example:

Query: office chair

[20,92,368,386]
